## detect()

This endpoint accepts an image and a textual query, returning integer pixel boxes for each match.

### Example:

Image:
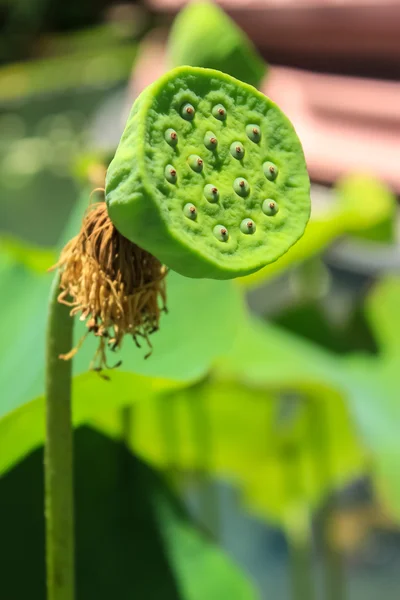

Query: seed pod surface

[106,66,310,279]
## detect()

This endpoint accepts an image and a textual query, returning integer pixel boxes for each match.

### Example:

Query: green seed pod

[204,184,219,203]
[183,203,197,220]
[233,178,250,197]
[106,66,310,280]
[165,128,178,146]
[204,131,218,150]
[262,199,279,216]
[167,1,267,89]
[240,218,256,234]
[263,161,279,181]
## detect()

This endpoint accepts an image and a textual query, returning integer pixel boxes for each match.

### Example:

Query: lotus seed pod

[106,66,311,280]
[167,1,267,89]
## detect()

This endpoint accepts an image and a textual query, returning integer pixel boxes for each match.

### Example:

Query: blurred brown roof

[147,0,400,77]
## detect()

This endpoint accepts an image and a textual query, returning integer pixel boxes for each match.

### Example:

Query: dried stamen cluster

[52,202,167,371]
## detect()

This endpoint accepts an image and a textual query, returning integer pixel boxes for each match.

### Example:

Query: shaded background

[1,1,400,599]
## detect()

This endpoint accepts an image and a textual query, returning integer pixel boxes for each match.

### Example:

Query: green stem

[320,504,346,600]
[286,529,315,600]
[187,385,220,539]
[307,396,346,600]
[45,274,75,600]
[282,443,316,600]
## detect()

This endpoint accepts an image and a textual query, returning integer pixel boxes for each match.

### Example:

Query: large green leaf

[0,44,138,102]
[0,370,184,476]
[0,257,50,416]
[0,239,244,419]
[342,277,400,519]
[167,0,266,89]
[0,324,366,524]
[0,426,258,599]
[73,269,244,382]
[364,277,400,359]
[90,376,366,524]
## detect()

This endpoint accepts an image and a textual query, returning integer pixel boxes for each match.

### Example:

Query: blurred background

[1,1,400,599]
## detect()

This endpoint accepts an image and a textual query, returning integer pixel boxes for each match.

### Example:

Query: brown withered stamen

[50,201,167,372]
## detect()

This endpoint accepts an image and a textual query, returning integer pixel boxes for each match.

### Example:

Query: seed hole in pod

[165,164,177,183]
[213,224,229,242]
[164,128,178,146]
[233,177,250,197]
[262,199,279,216]
[204,131,218,150]
[230,142,245,160]
[212,104,226,121]
[204,184,219,203]
[240,218,256,234]
[183,203,197,220]
[181,103,195,121]
[246,124,261,143]
[188,154,204,173]
[263,161,279,181]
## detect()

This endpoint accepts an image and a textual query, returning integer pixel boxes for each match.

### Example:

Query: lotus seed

[233,177,250,197]
[212,104,226,120]
[230,142,245,160]
[183,203,197,220]
[263,161,279,181]
[165,128,178,146]
[204,131,218,150]
[213,225,229,242]
[181,102,195,120]
[204,184,219,203]
[262,199,279,216]
[240,218,256,234]
[165,164,177,183]
[246,124,261,143]
[188,154,204,172]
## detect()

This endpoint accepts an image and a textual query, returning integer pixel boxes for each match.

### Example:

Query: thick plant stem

[286,530,316,600]
[45,274,75,600]
[320,507,346,600]
[282,443,316,600]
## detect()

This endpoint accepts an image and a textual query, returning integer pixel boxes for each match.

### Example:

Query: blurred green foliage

[167,1,266,88]
[0,427,257,599]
